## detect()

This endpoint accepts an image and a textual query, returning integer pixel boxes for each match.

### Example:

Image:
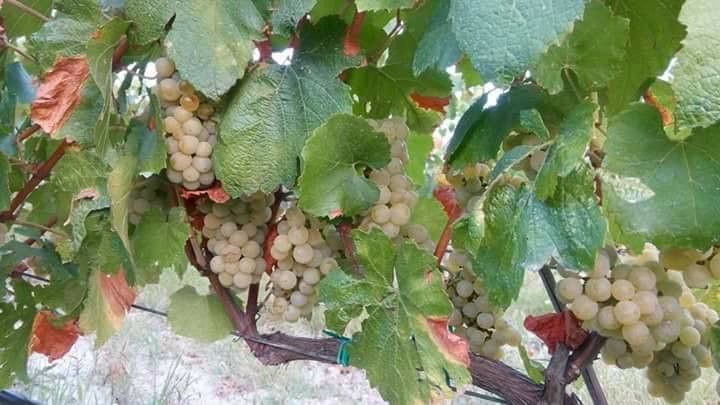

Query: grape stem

[16,124,41,143]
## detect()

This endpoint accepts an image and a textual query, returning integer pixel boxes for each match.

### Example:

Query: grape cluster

[445,250,521,359]
[445,163,490,208]
[556,247,718,403]
[358,118,432,251]
[659,247,720,289]
[154,57,217,190]
[201,194,274,289]
[128,176,166,225]
[269,206,341,322]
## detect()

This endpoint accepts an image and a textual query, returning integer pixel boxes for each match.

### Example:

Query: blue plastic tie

[323,329,352,366]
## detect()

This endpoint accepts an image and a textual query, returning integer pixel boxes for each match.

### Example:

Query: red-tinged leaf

[30,56,90,135]
[263,223,279,274]
[410,92,450,113]
[433,185,462,219]
[524,310,588,353]
[180,182,230,203]
[643,89,673,126]
[344,11,365,57]
[99,271,137,319]
[426,317,470,367]
[30,311,81,361]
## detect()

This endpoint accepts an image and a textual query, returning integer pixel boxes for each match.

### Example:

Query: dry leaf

[30,56,90,135]
[30,311,81,361]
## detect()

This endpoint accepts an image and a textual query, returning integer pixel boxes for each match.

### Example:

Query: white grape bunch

[445,250,521,359]
[358,118,433,252]
[444,162,491,208]
[153,56,217,190]
[128,176,166,225]
[268,205,341,322]
[556,246,718,404]
[201,193,274,290]
[659,247,720,289]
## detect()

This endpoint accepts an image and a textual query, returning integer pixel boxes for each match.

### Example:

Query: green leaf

[68,193,112,254]
[124,0,177,44]
[50,149,110,197]
[519,345,545,384]
[451,206,484,254]
[533,1,629,94]
[0,282,36,388]
[167,286,234,342]
[446,84,545,168]
[518,109,550,141]
[606,0,686,115]
[409,196,446,243]
[298,114,390,217]
[54,82,104,146]
[535,101,595,199]
[0,240,76,280]
[108,155,138,263]
[87,18,129,154]
[412,1,461,75]
[125,120,167,174]
[131,208,190,286]
[0,153,9,211]
[671,0,720,129]
[5,62,36,104]
[473,169,606,307]
[457,56,483,87]
[76,212,129,276]
[356,0,412,11]
[166,0,264,100]
[405,131,433,186]
[214,17,360,196]
[603,103,720,250]
[319,229,470,404]
[0,0,52,39]
[271,0,316,37]
[491,145,533,179]
[348,32,452,121]
[450,0,585,82]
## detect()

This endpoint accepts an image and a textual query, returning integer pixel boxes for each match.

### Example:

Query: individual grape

[170,152,192,171]
[678,327,701,347]
[283,305,301,322]
[556,277,583,303]
[288,227,309,245]
[611,279,636,301]
[389,203,411,226]
[682,263,712,289]
[571,295,599,321]
[614,301,641,325]
[158,78,181,101]
[628,267,656,290]
[155,57,176,78]
[622,322,651,346]
[633,291,659,315]
[597,306,620,330]
[585,278,611,302]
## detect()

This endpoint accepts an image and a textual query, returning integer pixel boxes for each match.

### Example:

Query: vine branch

[6,0,49,22]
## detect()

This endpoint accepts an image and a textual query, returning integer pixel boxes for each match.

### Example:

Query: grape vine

[1,0,720,404]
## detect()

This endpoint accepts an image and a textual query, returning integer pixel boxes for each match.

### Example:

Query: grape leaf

[0,282,36,388]
[412,1,461,75]
[347,25,452,121]
[356,0,412,11]
[28,0,104,72]
[214,17,361,196]
[0,153,9,211]
[68,193,111,254]
[518,345,545,384]
[603,103,720,250]
[535,101,595,200]
[606,0,686,115]
[87,18,129,154]
[0,240,76,280]
[409,196,446,243]
[450,0,585,83]
[457,56,483,88]
[0,0,52,39]
[270,0,316,37]
[405,131,433,186]
[125,120,166,174]
[124,0,177,44]
[108,155,137,262]
[167,286,234,342]
[50,149,109,197]
[79,270,136,347]
[472,169,606,307]
[446,84,545,168]
[319,229,470,405]
[298,115,390,218]
[5,62,36,104]
[131,208,190,286]
[53,82,103,146]
[30,57,91,135]
[671,0,720,129]
[533,1,629,94]
[166,0,264,100]
[518,110,550,141]
[76,212,131,277]
[29,311,81,362]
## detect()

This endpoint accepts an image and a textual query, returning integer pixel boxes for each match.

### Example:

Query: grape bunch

[154,57,217,190]
[445,250,521,359]
[659,247,720,289]
[358,118,432,251]
[556,246,718,403]
[445,163,490,208]
[128,176,166,225]
[201,194,274,289]
[269,206,341,322]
